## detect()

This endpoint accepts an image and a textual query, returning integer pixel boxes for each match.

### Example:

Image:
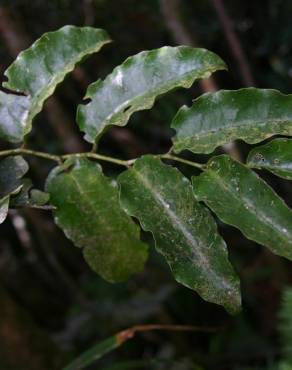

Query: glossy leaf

[1,25,110,142]
[0,196,10,224]
[172,88,292,154]
[0,92,31,143]
[77,47,226,143]
[247,138,292,180]
[45,157,148,282]
[193,155,292,258]
[118,155,240,314]
[0,156,29,223]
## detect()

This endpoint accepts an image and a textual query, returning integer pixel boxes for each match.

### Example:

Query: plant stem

[62,152,130,167]
[0,148,205,170]
[161,153,205,170]
[0,148,61,163]
[90,141,98,153]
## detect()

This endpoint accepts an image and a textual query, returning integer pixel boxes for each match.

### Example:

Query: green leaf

[9,178,32,207]
[30,189,50,206]
[0,196,10,224]
[118,155,240,314]
[45,157,148,283]
[0,155,29,223]
[10,178,50,208]
[172,88,292,154]
[77,47,226,143]
[63,334,121,370]
[0,92,31,143]
[1,25,110,143]
[193,155,292,259]
[278,362,292,370]
[0,156,29,197]
[247,138,292,180]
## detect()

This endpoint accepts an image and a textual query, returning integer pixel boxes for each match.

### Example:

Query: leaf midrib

[68,170,109,236]
[133,168,233,292]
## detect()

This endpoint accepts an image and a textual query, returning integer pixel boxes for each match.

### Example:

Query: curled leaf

[172,88,292,154]
[77,47,226,143]
[1,25,110,142]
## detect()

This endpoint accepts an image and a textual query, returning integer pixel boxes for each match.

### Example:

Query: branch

[211,0,255,86]
[0,148,206,170]
[0,148,61,163]
[158,153,205,170]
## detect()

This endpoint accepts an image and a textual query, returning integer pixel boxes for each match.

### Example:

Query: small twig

[26,204,56,210]
[0,148,206,170]
[0,148,62,163]
[90,141,98,153]
[117,323,220,344]
[211,0,255,87]
[62,152,130,167]
[160,153,205,170]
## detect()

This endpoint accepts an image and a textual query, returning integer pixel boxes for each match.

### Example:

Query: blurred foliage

[0,1,292,369]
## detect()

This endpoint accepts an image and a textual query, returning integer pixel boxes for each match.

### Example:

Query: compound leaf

[172,88,292,154]
[193,155,292,258]
[45,157,148,283]
[0,155,29,223]
[1,25,110,142]
[118,155,240,314]
[77,47,226,143]
[247,138,292,180]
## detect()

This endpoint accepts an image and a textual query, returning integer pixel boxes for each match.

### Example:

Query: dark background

[0,1,292,369]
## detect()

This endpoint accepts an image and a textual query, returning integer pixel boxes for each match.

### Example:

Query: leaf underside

[45,157,148,283]
[193,155,292,258]
[247,138,292,180]
[77,46,226,143]
[172,88,292,154]
[118,155,241,314]
[0,25,110,143]
[0,156,29,223]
